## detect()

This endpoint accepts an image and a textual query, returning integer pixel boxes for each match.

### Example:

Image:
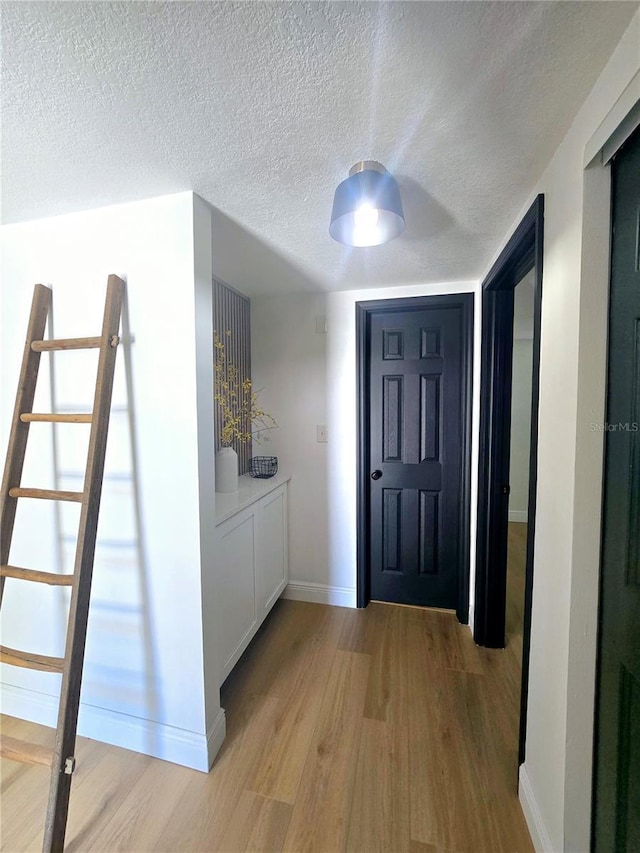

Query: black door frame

[474,194,544,766]
[356,293,474,623]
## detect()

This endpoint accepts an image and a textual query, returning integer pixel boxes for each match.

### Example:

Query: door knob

[371,470,383,480]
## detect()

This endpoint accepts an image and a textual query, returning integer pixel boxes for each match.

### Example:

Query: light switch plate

[316,424,328,443]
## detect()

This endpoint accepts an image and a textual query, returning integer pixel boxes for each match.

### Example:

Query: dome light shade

[330,161,405,247]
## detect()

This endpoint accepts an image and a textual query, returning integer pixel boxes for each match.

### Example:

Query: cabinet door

[218,508,258,680]
[260,485,288,617]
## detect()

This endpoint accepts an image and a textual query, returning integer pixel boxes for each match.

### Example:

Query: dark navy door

[593,125,640,853]
[368,301,469,609]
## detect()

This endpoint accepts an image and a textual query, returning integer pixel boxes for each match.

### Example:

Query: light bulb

[352,204,380,246]
[353,204,379,229]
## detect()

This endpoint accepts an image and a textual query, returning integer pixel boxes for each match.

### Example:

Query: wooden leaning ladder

[0,276,125,852]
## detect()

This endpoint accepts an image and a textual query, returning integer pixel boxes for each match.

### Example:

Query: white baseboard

[206,707,226,769]
[284,581,357,608]
[1,682,214,772]
[509,510,528,523]
[519,764,556,852]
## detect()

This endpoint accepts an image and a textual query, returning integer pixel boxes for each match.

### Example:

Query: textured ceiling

[2,1,637,294]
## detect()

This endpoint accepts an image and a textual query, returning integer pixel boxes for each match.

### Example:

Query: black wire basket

[249,456,278,479]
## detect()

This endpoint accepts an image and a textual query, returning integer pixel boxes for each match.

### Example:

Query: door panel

[219,510,257,677]
[369,305,466,608]
[419,490,439,575]
[593,126,640,853]
[382,488,402,573]
[383,375,403,461]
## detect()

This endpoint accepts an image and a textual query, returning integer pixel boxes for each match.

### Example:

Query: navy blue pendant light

[329,161,405,247]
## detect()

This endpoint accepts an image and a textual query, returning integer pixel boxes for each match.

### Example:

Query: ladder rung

[1,565,74,586]
[0,734,53,767]
[20,413,93,424]
[0,645,64,673]
[8,487,84,502]
[31,336,102,352]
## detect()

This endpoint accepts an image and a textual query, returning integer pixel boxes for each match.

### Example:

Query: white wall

[0,192,224,771]
[252,281,480,613]
[251,293,331,599]
[483,12,640,851]
[509,338,533,521]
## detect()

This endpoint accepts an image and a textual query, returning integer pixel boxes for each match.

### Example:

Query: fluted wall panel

[213,279,251,474]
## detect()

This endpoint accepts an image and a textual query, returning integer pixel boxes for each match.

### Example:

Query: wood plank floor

[1,597,533,852]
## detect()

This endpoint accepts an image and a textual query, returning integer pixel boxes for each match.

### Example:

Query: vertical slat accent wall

[213,279,251,474]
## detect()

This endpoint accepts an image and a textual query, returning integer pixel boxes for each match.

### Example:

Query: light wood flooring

[1,595,532,852]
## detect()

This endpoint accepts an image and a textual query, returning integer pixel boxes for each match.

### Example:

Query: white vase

[216,447,239,493]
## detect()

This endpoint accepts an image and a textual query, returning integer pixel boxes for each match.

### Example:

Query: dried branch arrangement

[214,330,277,447]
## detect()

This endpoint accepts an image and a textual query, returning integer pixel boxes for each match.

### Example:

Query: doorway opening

[356,294,474,621]
[505,271,535,666]
[474,195,544,768]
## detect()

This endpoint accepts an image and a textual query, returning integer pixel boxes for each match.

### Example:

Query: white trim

[584,67,640,166]
[602,95,640,164]
[466,602,475,635]
[222,616,259,677]
[206,707,226,769]
[283,581,356,608]
[264,575,288,617]
[0,683,213,772]
[519,765,556,852]
[509,510,528,523]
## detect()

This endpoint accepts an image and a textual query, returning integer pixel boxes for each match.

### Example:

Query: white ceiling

[2,1,637,295]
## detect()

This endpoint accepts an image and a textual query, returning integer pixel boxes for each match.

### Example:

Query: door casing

[474,194,544,768]
[356,293,474,622]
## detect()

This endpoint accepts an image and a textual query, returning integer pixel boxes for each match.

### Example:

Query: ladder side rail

[0,284,51,605]
[43,275,125,853]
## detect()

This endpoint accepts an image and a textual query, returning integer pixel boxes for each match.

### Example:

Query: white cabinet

[259,486,288,618]
[215,477,289,683]
[217,508,258,680]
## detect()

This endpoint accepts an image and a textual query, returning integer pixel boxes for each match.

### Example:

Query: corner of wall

[193,196,225,756]
[562,101,614,853]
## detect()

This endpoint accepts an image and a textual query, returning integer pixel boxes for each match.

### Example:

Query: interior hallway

[1,599,533,852]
